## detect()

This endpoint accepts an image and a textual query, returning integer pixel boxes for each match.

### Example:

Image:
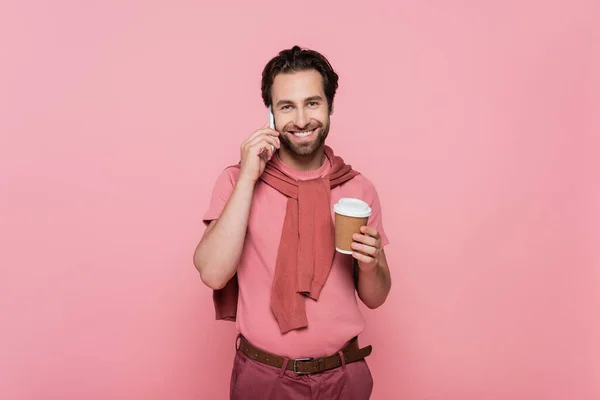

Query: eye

[281,105,292,110]
[308,101,318,107]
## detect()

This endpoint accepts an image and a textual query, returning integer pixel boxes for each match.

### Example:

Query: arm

[193,123,280,290]
[352,226,392,309]
[193,178,256,290]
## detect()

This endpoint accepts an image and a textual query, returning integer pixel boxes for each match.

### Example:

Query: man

[194,45,391,399]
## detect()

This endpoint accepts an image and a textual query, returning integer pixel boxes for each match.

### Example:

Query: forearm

[194,178,256,290]
[357,254,391,309]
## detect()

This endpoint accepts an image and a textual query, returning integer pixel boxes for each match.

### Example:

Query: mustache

[283,121,323,132]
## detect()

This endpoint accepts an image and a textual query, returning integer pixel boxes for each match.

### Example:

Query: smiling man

[194,46,391,399]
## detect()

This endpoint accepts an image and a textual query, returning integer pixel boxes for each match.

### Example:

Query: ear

[330,102,335,115]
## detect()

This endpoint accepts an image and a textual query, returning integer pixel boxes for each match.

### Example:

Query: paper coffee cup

[333,198,372,254]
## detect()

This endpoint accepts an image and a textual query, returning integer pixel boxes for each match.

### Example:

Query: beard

[279,118,330,157]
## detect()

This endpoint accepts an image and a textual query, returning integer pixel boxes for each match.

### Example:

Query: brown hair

[261,46,339,113]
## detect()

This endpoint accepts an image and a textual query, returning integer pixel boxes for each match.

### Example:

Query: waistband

[236,334,372,375]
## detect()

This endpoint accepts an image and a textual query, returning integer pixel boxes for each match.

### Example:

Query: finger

[247,134,280,151]
[243,128,280,148]
[360,226,380,239]
[251,137,279,158]
[351,242,378,256]
[252,139,275,160]
[352,251,375,264]
[254,127,280,137]
[246,131,280,147]
[352,233,378,248]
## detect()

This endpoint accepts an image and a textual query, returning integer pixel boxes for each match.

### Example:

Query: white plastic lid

[333,198,372,218]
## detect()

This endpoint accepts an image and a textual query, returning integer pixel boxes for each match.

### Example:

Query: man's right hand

[239,123,280,184]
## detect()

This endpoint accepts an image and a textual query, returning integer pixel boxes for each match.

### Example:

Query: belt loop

[337,351,346,371]
[279,357,289,378]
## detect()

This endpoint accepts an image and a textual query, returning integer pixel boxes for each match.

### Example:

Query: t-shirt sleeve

[362,177,390,247]
[202,167,239,226]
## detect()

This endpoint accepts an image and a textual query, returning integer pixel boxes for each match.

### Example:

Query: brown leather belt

[236,334,372,375]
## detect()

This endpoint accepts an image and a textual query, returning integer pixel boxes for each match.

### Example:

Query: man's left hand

[351,226,382,272]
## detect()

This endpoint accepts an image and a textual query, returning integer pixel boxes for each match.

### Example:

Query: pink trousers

[230,348,373,399]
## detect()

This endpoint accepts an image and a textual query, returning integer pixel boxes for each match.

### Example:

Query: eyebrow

[305,96,324,102]
[275,95,324,107]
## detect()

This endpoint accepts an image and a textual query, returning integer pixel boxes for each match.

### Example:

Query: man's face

[271,69,331,157]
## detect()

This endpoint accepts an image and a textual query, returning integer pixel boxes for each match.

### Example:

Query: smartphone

[266,106,277,157]
[268,106,275,129]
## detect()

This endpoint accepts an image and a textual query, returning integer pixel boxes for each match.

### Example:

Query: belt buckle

[293,357,314,375]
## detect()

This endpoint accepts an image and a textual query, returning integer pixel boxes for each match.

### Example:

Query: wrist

[358,260,380,275]
[235,176,258,191]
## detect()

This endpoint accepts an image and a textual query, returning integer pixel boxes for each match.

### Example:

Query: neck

[277,146,326,171]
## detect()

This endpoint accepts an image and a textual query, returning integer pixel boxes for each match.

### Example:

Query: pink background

[1,1,598,399]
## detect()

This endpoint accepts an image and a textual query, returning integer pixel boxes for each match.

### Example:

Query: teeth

[293,129,314,138]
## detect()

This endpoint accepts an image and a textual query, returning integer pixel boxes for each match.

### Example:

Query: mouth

[288,127,318,139]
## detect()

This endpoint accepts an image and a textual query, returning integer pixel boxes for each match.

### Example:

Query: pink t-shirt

[203,153,389,358]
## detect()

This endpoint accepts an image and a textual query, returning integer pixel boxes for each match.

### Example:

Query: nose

[293,108,309,129]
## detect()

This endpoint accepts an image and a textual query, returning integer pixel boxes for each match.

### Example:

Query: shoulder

[334,172,383,211]
[346,173,380,199]
[212,164,241,187]
[349,173,376,190]
[223,165,241,182]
